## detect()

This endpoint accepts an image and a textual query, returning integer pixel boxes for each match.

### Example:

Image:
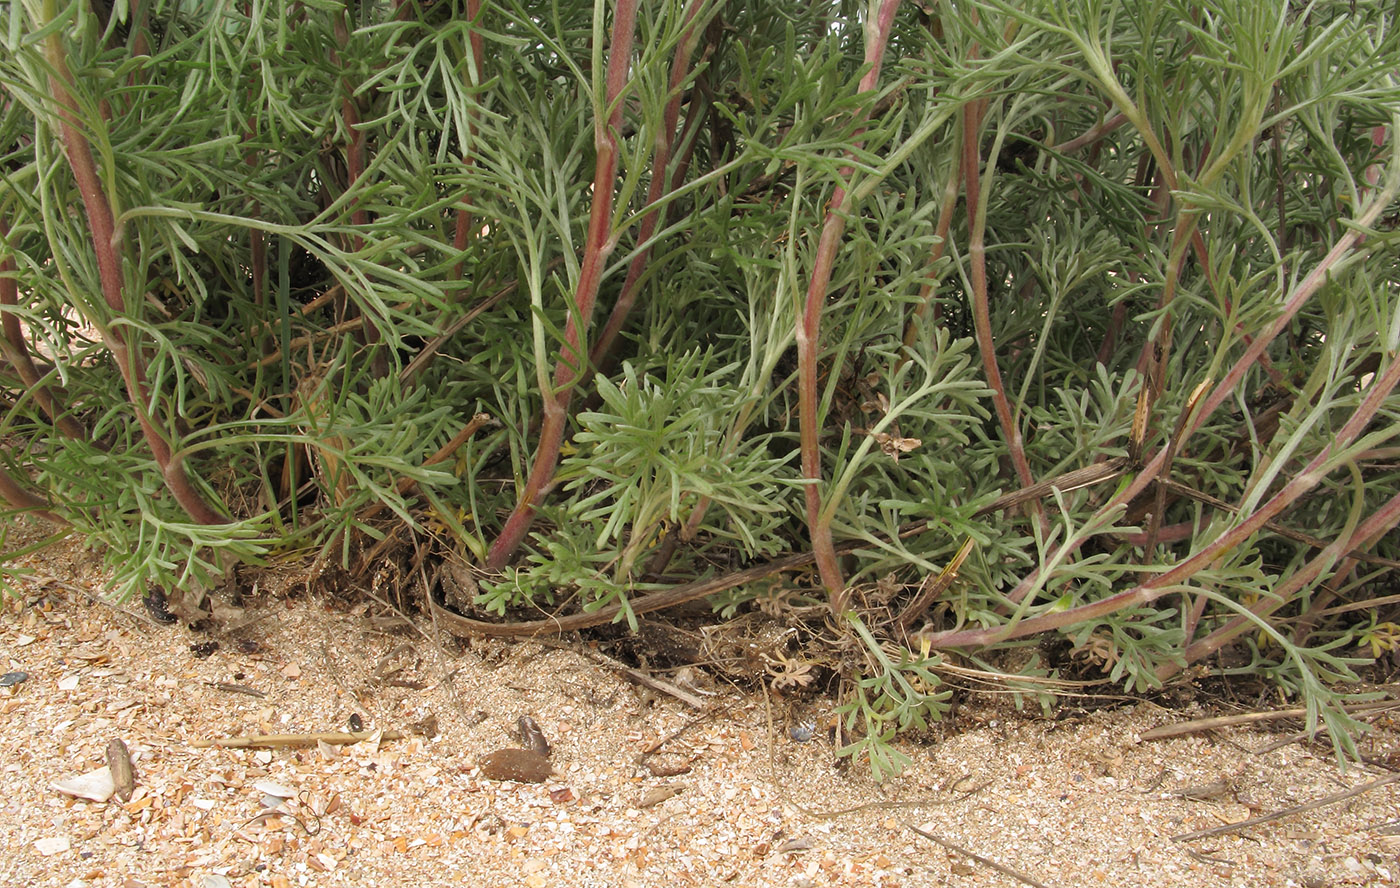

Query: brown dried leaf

[872,431,921,461]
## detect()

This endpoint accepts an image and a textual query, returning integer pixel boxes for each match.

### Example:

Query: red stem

[1185,197,1394,447]
[486,0,641,569]
[590,0,719,370]
[0,220,87,440]
[963,96,1039,513]
[42,27,225,525]
[334,9,370,252]
[1051,111,1127,153]
[1160,483,1400,682]
[796,0,903,614]
[0,466,62,522]
[920,352,1400,651]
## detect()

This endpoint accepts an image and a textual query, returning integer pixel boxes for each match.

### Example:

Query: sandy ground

[2,543,1399,888]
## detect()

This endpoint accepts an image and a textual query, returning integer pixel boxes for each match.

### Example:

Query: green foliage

[837,615,953,781]
[568,352,791,571]
[2,0,1399,775]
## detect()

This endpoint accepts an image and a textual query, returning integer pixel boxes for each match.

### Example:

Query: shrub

[2,0,1397,774]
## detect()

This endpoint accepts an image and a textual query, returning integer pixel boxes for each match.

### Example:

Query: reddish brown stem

[342,126,368,239]
[1185,193,1395,446]
[0,221,87,440]
[486,0,641,569]
[42,26,225,525]
[963,96,1039,515]
[949,192,1390,631]
[0,466,62,522]
[1051,111,1128,154]
[1159,483,1400,682]
[332,8,369,250]
[668,63,715,195]
[920,351,1400,651]
[796,0,903,614]
[331,11,390,375]
[590,0,720,370]
[1095,301,1128,366]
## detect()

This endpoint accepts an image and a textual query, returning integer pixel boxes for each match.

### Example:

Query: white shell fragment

[252,779,295,798]
[50,766,117,802]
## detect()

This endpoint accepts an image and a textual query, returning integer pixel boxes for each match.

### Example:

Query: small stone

[516,715,551,757]
[477,748,553,783]
[0,671,27,688]
[106,739,136,802]
[776,837,814,854]
[408,714,438,737]
[639,785,682,808]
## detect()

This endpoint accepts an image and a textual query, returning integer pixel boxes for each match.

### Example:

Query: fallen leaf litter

[0,540,1398,887]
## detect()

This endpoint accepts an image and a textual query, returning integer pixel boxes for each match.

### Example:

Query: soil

[2,534,1399,888]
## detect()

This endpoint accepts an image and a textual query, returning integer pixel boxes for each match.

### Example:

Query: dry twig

[1140,700,1399,741]
[1173,772,1400,841]
[191,730,405,749]
[906,822,1056,888]
[205,681,267,698]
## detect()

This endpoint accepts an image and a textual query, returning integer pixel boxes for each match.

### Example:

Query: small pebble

[106,738,136,802]
[790,721,816,742]
[477,748,554,783]
[0,671,28,688]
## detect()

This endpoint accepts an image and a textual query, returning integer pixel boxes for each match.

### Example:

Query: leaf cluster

[1,0,1399,775]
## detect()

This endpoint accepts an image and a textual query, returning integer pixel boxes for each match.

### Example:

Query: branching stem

[487,0,642,569]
